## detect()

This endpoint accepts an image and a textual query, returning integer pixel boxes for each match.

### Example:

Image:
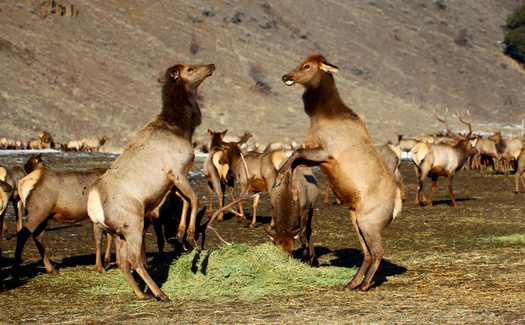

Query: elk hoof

[157,293,171,302]
[137,292,152,300]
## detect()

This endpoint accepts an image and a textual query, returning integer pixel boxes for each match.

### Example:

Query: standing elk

[82,135,109,152]
[470,134,498,170]
[515,148,525,194]
[66,140,84,152]
[266,166,318,266]
[203,129,237,222]
[0,180,13,291]
[0,154,46,235]
[87,63,215,301]
[411,109,478,207]
[38,131,54,149]
[274,54,402,291]
[220,140,287,227]
[489,132,524,174]
[396,135,418,153]
[12,165,108,277]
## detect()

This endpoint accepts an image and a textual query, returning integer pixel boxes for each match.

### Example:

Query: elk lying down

[266,166,318,266]
[203,129,236,222]
[1,154,46,235]
[88,63,215,301]
[221,140,288,227]
[275,55,402,291]
[12,166,108,277]
[411,110,478,207]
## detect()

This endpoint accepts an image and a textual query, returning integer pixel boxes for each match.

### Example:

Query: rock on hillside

[0,0,523,151]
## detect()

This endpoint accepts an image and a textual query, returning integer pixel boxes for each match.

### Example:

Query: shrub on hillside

[503,5,525,64]
[248,61,272,95]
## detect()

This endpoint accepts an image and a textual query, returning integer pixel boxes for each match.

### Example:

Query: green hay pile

[482,234,525,244]
[86,243,357,301]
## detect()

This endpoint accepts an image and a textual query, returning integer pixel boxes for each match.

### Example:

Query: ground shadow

[313,247,407,289]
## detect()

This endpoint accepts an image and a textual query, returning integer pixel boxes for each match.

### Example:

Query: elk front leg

[249,193,260,228]
[94,223,106,273]
[445,175,457,207]
[426,176,438,206]
[274,147,330,189]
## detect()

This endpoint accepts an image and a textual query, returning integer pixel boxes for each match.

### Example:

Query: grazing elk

[87,63,215,301]
[274,55,402,291]
[203,129,237,221]
[411,109,478,207]
[12,165,108,277]
[220,140,287,227]
[82,135,109,152]
[0,154,46,235]
[266,166,318,266]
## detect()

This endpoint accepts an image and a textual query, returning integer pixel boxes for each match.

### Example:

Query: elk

[266,166,318,266]
[65,140,84,152]
[87,63,215,301]
[515,148,525,194]
[82,135,109,152]
[27,138,42,150]
[411,109,478,207]
[11,165,108,277]
[38,131,54,149]
[274,54,402,291]
[0,154,46,235]
[220,140,287,227]
[470,135,498,170]
[396,135,418,153]
[0,180,13,291]
[489,132,524,174]
[203,129,237,221]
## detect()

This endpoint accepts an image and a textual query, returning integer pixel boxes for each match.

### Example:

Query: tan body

[411,110,478,207]
[38,131,54,149]
[66,140,84,152]
[376,143,405,201]
[275,55,401,292]
[489,132,524,174]
[87,63,215,301]
[12,166,107,277]
[267,166,318,265]
[203,129,237,222]
[515,147,525,193]
[222,141,287,227]
[82,135,109,152]
[471,135,498,170]
[0,155,46,235]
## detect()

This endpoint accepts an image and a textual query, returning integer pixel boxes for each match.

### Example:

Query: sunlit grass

[481,234,525,244]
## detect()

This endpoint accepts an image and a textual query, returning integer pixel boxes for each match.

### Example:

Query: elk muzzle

[282,74,294,86]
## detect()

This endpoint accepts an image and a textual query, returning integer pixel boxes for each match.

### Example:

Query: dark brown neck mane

[156,79,202,141]
[302,73,358,120]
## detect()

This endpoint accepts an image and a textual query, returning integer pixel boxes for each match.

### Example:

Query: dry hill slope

[0,0,523,151]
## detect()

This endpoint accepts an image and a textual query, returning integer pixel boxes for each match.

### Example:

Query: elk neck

[157,82,202,141]
[302,73,358,120]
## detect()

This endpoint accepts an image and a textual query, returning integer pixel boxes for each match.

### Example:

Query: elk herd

[0,55,524,299]
[0,132,109,152]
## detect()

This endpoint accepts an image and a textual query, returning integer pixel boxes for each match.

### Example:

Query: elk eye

[188,67,194,72]
[303,64,310,70]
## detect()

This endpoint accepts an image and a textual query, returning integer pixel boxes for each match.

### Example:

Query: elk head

[282,54,339,88]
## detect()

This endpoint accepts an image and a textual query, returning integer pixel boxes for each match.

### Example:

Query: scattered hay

[82,243,357,301]
[481,234,525,244]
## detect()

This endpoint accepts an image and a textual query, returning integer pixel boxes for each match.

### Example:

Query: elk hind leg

[344,209,385,291]
[122,228,169,301]
[445,175,456,207]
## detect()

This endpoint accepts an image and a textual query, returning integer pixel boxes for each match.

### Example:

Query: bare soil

[0,153,524,324]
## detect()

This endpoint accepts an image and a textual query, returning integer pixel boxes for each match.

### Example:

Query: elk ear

[265,227,276,241]
[158,69,179,83]
[220,129,228,138]
[319,62,339,74]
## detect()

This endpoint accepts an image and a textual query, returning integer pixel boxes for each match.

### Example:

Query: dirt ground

[0,153,524,324]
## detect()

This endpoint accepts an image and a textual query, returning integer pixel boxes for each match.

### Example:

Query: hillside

[0,0,524,151]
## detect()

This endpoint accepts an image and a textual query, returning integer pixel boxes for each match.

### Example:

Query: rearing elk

[411,109,478,207]
[274,54,402,292]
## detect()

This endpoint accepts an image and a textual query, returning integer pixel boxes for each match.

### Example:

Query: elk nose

[282,75,288,82]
